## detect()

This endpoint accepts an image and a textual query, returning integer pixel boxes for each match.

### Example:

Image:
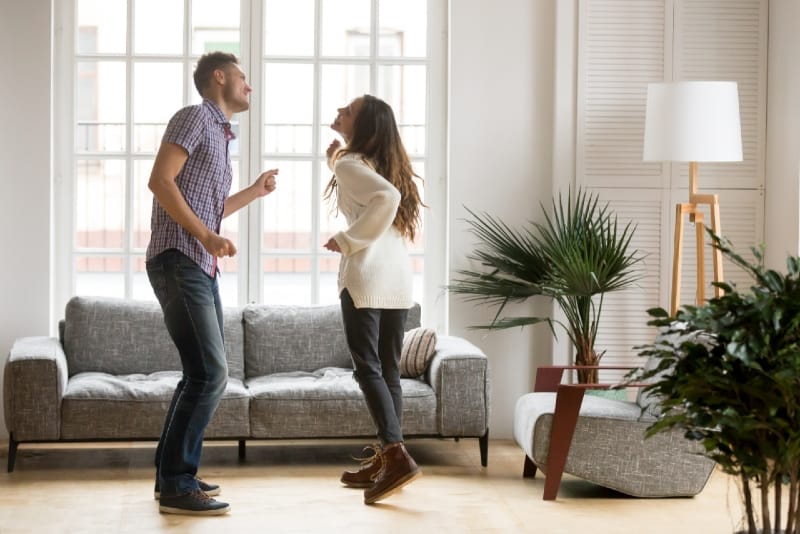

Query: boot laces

[351,443,383,466]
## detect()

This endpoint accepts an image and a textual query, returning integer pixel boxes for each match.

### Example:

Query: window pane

[132,257,157,301]
[228,122,241,157]
[378,65,426,156]
[320,173,346,242]
[319,172,343,305]
[263,256,312,304]
[321,0,371,57]
[76,159,125,249]
[265,0,314,56]
[410,160,425,252]
[217,160,241,305]
[411,256,423,305]
[76,255,125,297]
[191,0,240,55]
[132,160,153,250]
[135,0,184,54]
[77,0,126,54]
[261,160,313,251]
[133,62,184,153]
[263,64,314,154]
[319,255,340,304]
[319,64,370,153]
[77,61,126,153]
[379,0,427,57]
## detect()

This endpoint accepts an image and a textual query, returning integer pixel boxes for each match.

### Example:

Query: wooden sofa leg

[7,435,19,473]
[523,455,537,478]
[542,386,586,500]
[238,440,246,460]
[479,430,489,467]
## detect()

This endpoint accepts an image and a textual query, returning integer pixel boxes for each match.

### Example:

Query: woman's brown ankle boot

[363,442,421,504]
[341,444,383,488]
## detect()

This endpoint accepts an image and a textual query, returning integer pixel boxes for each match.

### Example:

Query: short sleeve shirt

[146,99,235,277]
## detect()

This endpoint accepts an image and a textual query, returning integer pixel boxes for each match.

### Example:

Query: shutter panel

[577,0,667,189]
[576,0,767,378]
[591,188,668,383]
[673,0,768,190]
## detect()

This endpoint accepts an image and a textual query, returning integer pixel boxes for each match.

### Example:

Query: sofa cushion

[400,327,437,378]
[62,296,245,380]
[60,371,249,439]
[243,303,422,376]
[246,366,437,438]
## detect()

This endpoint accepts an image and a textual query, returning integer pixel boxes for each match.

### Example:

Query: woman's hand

[323,237,341,253]
[326,139,342,160]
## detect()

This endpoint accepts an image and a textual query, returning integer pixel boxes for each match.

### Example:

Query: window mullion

[370,0,379,92]
[246,0,264,304]
[309,0,324,303]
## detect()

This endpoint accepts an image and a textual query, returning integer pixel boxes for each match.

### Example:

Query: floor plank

[0,439,742,533]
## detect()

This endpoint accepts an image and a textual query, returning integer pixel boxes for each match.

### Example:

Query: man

[145,51,278,516]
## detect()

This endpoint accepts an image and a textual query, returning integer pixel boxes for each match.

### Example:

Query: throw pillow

[400,327,437,378]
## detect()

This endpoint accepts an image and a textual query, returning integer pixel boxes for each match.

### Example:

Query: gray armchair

[513,364,715,500]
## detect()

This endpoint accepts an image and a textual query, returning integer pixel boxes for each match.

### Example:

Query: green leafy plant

[635,235,800,534]
[448,189,642,383]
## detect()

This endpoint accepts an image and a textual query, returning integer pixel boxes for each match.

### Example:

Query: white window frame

[53,0,447,329]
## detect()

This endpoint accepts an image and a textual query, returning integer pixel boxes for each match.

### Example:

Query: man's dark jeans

[340,289,408,445]
[146,249,227,497]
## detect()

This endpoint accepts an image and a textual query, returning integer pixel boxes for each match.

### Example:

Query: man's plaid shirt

[146,99,235,277]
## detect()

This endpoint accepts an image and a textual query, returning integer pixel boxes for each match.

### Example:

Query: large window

[56,0,444,314]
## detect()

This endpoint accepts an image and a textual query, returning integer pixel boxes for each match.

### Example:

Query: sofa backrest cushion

[243,303,420,376]
[63,296,245,379]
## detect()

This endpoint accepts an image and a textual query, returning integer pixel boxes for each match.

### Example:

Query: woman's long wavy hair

[324,95,424,242]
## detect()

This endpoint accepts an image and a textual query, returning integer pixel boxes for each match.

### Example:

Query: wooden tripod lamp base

[670,161,724,316]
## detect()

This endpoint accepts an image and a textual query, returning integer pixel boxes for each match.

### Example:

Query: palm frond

[446,189,644,371]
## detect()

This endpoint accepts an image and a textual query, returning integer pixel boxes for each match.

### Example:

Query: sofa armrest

[425,335,490,437]
[4,336,69,441]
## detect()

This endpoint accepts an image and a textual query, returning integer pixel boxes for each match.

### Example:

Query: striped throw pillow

[400,327,437,378]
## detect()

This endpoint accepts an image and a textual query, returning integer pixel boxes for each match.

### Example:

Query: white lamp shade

[643,81,743,162]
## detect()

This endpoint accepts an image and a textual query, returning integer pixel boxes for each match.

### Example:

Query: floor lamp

[643,81,743,316]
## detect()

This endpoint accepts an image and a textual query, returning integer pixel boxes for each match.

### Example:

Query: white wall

[3,0,798,444]
[0,0,53,440]
[448,0,556,438]
[765,0,800,266]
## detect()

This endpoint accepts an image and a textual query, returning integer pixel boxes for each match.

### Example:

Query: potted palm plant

[447,189,642,383]
[636,235,800,534]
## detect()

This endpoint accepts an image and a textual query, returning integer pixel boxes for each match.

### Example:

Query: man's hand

[323,237,341,253]
[203,233,238,257]
[252,168,279,198]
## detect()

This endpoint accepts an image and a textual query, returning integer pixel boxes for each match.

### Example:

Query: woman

[323,94,424,505]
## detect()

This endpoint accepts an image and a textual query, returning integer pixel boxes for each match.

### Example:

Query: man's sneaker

[154,477,221,499]
[158,490,230,516]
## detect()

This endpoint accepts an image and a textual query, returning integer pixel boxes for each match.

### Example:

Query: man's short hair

[193,52,239,95]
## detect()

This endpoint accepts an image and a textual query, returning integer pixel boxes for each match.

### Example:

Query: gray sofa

[4,296,490,472]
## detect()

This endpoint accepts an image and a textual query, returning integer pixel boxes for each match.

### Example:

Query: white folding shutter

[576,0,767,379]
[577,0,668,190]
[591,188,670,383]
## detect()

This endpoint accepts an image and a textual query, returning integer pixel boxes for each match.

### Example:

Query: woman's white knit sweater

[330,153,413,309]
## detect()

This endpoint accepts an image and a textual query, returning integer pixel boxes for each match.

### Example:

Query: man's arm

[223,168,279,218]
[148,142,236,257]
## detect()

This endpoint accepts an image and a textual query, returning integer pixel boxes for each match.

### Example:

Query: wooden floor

[1,438,743,533]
